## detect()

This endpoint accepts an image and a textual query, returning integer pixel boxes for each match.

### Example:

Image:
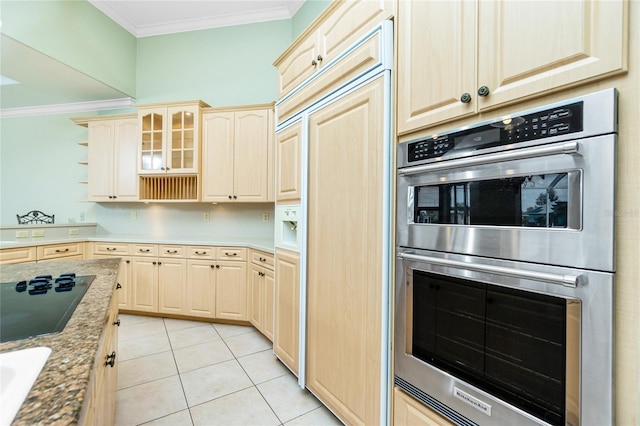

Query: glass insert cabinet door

[138,105,201,174]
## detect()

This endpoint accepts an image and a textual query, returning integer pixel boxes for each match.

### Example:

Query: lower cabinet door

[131,257,159,312]
[158,258,187,314]
[263,268,274,341]
[215,261,248,321]
[186,260,216,318]
[249,265,264,330]
[274,248,300,374]
[393,387,455,426]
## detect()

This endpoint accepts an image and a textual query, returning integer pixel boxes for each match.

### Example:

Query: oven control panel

[407,101,584,163]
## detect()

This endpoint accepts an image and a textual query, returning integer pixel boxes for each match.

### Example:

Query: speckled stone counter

[0,258,120,425]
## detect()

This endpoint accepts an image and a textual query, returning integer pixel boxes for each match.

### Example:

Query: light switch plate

[15,230,29,238]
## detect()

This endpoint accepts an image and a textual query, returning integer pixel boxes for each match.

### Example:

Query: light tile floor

[115,314,343,426]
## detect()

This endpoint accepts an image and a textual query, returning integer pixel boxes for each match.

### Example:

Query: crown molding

[89,0,306,38]
[0,98,136,119]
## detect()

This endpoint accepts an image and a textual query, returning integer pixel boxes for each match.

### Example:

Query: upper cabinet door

[113,118,139,201]
[138,107,166,173]
[234,109,271,202]
[277,32,320,98]
[275,121,302,203]
[165,105,200,174]
[201,111,235,202]
[87,121,115,201]
[396,0,476,135]
[477,0,628,111]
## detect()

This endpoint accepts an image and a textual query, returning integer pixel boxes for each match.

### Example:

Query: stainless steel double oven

[395,89,617,426]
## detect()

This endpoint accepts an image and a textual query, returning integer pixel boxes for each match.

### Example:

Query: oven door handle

[397,252,582,288]
[398,141,580,176]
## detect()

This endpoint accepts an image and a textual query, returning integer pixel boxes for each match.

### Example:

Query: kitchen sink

[0,347,51,425]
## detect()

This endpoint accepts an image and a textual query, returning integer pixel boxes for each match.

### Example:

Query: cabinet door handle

[477,86,490,97]
[105,352,116,367]
[113,319,121,327]
[55,248,70,253]
[228,195,233,199]
[210,265,215,269]
[317,55,323,62]
[125,260,130,264]
[139,249,151,253]
[233,195,237,199]
[158,262,162,266]
[153,261,157,265]
[225,252,237,256]
[460,92,472,103]
[113,195,117,199]
[161,166,166,170]
[216,265,220,269]
[166,250,178,254]
[311,59,318,66]
[106,247,117,251]
[116,283,122,289]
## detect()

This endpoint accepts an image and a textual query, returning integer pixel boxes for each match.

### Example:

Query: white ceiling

[88,0,306,37]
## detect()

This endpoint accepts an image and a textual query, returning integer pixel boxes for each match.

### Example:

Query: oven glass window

[414,173,573,228]
[412,270,569,425]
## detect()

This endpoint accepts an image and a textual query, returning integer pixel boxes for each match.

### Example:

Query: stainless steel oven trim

[397,88,616,169]
[397,134,615,271]
[394,248,614,426]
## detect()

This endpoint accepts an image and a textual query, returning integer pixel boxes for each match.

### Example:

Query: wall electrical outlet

[130,211,137,221]
[15,230,29,238]
[79,212,85,221]
[262,212,269,223]
[204,212,210,221]
[69,228,79,236]
[32,229,45,237]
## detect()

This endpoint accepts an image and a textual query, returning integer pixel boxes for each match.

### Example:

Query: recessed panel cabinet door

[275,121,302,203]
[158,258,187,315]
[396,0,476,134]
[477,0,628,111]
[215,261,248,321]
[202,112,235,202]
[234,109,270,202]
[131,257,158,312]
[274,248,300,375]
[114,118,139,201]
[186,260,216,318]
[87,121,115,201]
[306,77,384,426]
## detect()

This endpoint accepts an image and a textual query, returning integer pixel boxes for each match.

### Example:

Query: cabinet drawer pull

[139,249,151,253]
[105,352,116,367]
[106,247,117,251]
[166,250,178,254]
[225,252,238,256]
[55,248,70,253]
[195,251,208,255]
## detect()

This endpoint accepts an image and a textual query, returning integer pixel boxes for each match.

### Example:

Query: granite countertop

[0,235,275,254]
[0,258,120,425]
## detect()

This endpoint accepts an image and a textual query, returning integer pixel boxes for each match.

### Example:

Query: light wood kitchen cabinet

[137,100,208,175]
[397,0,629,134]
[0,246,36,264]
[185,260,217,318]
[249,250,274,341]
[274,248,300,375]
[393,387,455,426]
[83,292,119,426]
[274,0,394,98]
[157,258,187,315]
[86,116,139,202]
[37,242,85,262]
[130,256,159,312]
[91,242,133,310]
[215,260,248,321]
[275,121,302,203]
[201,105,274,203]
[306,77,385,425]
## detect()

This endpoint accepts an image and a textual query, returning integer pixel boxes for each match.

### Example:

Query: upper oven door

[397,134,615,271]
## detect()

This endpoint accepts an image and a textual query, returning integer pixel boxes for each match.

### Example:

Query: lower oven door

[394,248,614,426]
[396,134,615,271]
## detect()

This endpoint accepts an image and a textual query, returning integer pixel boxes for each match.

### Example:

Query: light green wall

[0,113,96,224]
[0,0,136,96]
[135,20,291,105]
[292,0,332,38]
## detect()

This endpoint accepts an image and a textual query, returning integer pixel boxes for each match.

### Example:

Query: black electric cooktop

[0,273,95,343]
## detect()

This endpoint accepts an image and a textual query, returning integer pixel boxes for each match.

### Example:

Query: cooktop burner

[0,273,95,343]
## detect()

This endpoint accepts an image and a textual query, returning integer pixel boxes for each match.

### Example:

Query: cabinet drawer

[93,242,131,256]
[187,246,215,260]
[217,247,247,261]
[38,254,85,263]
[159,245,186,257]
[0,246,37,264]
[278,30,383,124]
[37,242,84,261]
[251,250,274,269]
[131,244,158,257]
